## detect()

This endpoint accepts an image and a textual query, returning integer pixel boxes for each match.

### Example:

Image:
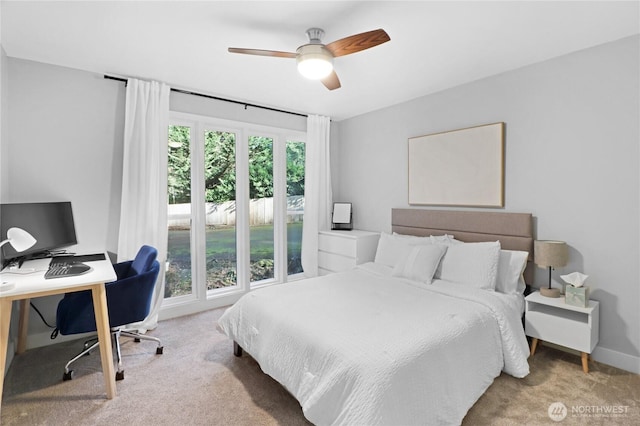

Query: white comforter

[218,263,530,425]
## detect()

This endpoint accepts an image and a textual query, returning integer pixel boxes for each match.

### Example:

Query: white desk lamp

[1,227,37,291]
[0,227,37,252]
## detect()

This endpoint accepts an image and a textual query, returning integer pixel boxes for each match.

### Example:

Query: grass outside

[165,222,303,297]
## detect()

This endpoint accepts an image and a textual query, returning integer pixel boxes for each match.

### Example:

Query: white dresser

[318,230,380,275]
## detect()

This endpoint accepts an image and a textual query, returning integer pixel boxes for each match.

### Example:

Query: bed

[218,209,533,425]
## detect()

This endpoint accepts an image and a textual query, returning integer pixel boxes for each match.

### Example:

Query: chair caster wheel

[156,346,164,355]
[134,338,141,343]
[115,371,125,381]
[63,370,74,381]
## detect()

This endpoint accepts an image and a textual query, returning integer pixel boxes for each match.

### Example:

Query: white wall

[6,59,126,253]
[1,45,8,199]
[334,35,640,373]
[1,42,21,374]
[4,58,126,344]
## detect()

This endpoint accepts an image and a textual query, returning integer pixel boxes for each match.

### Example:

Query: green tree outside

[166,125,305,297]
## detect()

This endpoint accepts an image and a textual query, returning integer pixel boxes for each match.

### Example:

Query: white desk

[0,255,117,412]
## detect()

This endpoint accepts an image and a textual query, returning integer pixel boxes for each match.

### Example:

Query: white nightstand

[318,230,380,275]
[525,291,599,373]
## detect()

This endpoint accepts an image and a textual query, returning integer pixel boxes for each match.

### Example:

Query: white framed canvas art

[408,122,504,207]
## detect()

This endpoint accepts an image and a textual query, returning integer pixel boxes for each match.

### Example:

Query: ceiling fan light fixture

[229,27,389,90]
[296,44,333,80]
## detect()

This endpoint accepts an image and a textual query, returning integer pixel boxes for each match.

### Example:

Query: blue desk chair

[56,245,163,381]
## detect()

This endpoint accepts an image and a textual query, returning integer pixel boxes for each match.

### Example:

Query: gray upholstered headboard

[391,208,534,284]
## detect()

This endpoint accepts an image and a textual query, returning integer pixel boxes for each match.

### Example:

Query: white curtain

[117,78,170,331]
[301,115,332,277]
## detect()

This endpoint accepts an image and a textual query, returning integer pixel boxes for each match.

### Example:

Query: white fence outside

[168,195,304,228]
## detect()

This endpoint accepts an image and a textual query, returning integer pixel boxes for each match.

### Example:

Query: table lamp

[0,227,37,252]
[534,240,568,298]
[1,227,36,291]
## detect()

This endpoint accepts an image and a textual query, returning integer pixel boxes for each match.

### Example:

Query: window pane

[166,125,192,298]
[249,136,274,282]
[286,141,305,275]
[205,130,237,289]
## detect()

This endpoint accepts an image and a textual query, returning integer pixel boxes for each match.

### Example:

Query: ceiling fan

[228,28,390,90]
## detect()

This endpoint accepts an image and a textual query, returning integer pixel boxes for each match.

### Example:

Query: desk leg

[17,299,29,354]
[91,284,117,399]
[0,298,13,413]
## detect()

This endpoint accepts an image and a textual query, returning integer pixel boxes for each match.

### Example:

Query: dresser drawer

[317,230,380,275]
[318,233,357,258]
[318,251,357,273]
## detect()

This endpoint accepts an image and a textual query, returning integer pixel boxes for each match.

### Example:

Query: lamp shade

[0,227,37,252]
[534,240,568,268]
[296,44,334,79]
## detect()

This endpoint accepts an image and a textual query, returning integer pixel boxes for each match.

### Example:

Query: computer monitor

[0,201,78,265]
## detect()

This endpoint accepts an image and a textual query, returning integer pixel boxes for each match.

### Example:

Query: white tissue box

[565,285,590,308]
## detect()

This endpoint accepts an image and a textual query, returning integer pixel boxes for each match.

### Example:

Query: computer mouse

[68,263,92,275]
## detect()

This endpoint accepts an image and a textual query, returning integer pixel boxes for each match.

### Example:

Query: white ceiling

[2,1,638,121]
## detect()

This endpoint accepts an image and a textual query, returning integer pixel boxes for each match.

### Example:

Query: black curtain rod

[104,75,308,118]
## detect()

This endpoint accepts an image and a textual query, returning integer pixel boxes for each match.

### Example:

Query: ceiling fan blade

[325,29,390,57]
[228,47,296,59]
[321,70,341,90]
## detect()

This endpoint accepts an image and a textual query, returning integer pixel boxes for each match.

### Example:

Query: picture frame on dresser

[331,202,353,230]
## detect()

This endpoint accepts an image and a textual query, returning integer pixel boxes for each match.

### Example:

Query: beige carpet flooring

[2,307,639,425]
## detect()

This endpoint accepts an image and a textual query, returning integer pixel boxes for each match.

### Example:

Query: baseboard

[541,341,640,374]
[159,292,241,321]
[25,329,95,350]
[592,346,640,374]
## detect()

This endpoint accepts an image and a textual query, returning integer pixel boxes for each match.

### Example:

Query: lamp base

[540,287,561,298]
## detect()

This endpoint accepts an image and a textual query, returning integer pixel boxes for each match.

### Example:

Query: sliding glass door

[166,124,193,299]
[286,141,305,275]
[248,136,275,284]
[164,113,306,312]
[204,130,238,290]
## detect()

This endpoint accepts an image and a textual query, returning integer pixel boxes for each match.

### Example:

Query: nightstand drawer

[525,297,599,354]
[525,311,594,353]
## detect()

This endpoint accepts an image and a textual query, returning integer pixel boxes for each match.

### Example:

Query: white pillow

[374,233,413,267]
[430,234,463,245]
[392,244,448,284]
[495,250,529,294]
[436,241,501,290]
[374,232,431,267]
[392,232,432,242]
